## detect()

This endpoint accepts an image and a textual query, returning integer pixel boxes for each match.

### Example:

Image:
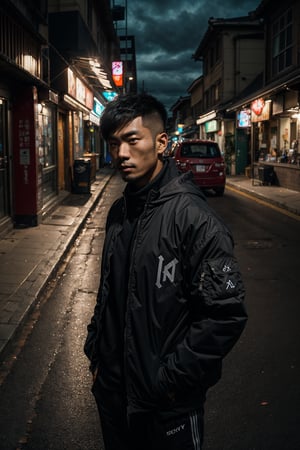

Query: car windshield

[180,143,220,158]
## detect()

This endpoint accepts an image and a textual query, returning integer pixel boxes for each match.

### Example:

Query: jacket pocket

[199,256,245,305]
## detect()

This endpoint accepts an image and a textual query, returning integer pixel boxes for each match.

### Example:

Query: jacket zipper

[124,199,151,408]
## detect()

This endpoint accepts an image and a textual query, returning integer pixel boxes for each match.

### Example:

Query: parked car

[170,139,226,196]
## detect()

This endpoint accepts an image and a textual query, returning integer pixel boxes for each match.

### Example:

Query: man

[84,93,247,450]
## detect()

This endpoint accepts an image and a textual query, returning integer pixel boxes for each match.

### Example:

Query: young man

[84,93,247,450]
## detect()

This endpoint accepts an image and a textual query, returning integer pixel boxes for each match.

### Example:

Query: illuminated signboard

[67,68,76,97]
[251,98,271,122]
[102,91,118,102]
[112,61,123,87]
[205,120,218,133]
[237,109,251,128]
[67,68,93,108]
[93,98,104,117]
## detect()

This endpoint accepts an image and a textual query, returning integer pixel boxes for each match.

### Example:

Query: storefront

[197,111,218,141]
[0,83,60,229]
[197,110,243,175]
[83,97,104,174]
[228,85,300,191]
[250,93,300,190]
[37,97,58,207]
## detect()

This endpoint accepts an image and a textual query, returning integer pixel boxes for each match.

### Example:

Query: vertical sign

[13,86,40,225]
[112,61,123,87]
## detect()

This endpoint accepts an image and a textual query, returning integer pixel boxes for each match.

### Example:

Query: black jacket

[84,159,247,416]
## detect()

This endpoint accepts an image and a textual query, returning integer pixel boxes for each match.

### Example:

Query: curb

[0,171,114,361]
[226,181,300,217]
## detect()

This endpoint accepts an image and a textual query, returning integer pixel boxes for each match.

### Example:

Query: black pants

[92,380,204,450]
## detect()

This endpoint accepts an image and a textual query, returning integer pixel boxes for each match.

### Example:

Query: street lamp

[126,76,134,93]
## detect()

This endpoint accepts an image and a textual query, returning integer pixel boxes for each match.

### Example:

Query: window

[210,83,220,104]
[215,82,220,101]
[210,47,214,68]
[120,39,132,49]
[204,90,209,109]
[215,37,221,61]
[203,56,208,76]
[87,0,93,30]
[272,8,293,76]
[180,143,221,158]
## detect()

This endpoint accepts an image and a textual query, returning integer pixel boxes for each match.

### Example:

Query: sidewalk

[0,170,299,360]
[226,175,300,217]
[0,167,114,359]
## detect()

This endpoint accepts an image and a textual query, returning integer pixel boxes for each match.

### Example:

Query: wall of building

[234,37,264,94]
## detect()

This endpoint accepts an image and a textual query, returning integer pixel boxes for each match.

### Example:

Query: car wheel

[215,187,225,196]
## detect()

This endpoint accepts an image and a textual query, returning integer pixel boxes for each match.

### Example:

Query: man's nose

[118,141,130,159]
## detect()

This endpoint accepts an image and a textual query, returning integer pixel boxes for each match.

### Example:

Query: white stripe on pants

[190,410,202,450]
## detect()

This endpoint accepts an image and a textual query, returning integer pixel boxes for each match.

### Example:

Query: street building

[171,0,300,192]
[0,0,136,234]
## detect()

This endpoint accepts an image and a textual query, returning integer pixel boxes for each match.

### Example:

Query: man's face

[107,116,168,188]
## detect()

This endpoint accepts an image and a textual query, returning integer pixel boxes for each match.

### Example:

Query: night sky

[127,0,261,111]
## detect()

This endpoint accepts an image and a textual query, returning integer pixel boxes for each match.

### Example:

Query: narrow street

[0,175,123,450]
[0,174,299,449]
[205,188,300,449]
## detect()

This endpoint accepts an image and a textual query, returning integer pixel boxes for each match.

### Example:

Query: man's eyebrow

[110,129,140,140]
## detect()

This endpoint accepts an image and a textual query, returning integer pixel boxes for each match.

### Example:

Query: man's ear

[156,132,168,155]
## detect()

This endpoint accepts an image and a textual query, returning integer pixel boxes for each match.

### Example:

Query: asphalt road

[0,175,299,450]
[205,188,300,449]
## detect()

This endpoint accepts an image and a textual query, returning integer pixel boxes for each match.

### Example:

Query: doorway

[236,128,250,175]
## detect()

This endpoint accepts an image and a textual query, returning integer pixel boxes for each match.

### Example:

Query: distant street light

[126,76,134,93]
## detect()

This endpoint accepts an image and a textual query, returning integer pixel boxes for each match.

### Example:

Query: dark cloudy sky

[127,0,261,111]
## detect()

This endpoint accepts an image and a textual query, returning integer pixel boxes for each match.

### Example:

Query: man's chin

[120,172,145,187]
[120,172,133,182]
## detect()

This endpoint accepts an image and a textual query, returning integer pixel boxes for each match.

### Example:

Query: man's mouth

[119,164,134,172]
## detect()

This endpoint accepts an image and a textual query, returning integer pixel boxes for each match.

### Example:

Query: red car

[170,139,226,196]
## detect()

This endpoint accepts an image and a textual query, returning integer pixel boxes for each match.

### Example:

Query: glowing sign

[205,120,219,133]
[251,98,265,116]
[112,61,123,87]
[251,98,270,122]
[93,98,104,117]
[237,109,251,128]
[102,91,118,102]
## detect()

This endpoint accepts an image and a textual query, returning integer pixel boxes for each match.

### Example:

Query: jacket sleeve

[84,286,103,372]
[83,200,119,371]
[158,217,247,394]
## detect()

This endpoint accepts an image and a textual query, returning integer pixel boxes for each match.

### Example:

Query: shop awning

[196,110,217,125]
[72,56,114,92]
[226,70,300,112]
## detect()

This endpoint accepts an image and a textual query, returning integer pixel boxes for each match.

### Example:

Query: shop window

[38,105,55,169]
[38,104,57,204]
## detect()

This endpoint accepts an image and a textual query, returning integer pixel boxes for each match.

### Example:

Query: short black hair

[100,93,168,141]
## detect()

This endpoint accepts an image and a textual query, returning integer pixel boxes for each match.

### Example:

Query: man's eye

[129,138,138,144]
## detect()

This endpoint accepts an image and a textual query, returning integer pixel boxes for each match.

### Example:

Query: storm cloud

[127,0,261,111]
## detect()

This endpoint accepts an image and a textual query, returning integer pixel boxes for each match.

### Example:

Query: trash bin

[83,152,96,180]
[73,158,91,194]
[258,165,274,185]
